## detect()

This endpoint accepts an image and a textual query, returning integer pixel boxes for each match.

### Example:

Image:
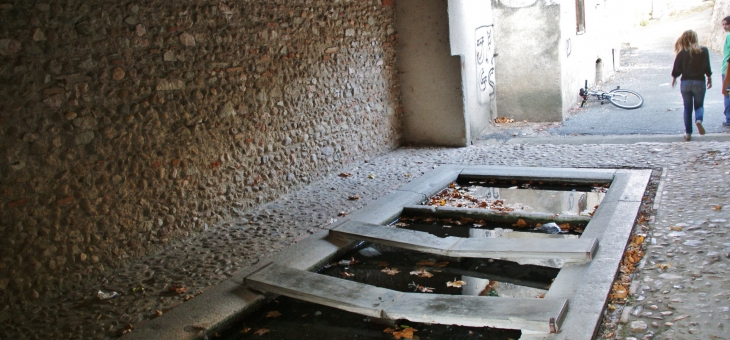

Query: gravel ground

[1,138,729,339]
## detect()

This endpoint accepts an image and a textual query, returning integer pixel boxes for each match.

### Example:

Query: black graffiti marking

[487,29,492,50]
[479,68,488,91]
[488,67,495,98]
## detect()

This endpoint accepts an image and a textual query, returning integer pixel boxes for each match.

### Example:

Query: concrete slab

[396,164,463,197]
[601,169,652,203]
[245,263,402,318]
[331,220,597,262]
[383,293,567,333]
[452,237,597,262]
[546,198,642,340]
[402,205,592,224]
[345,190,426,225]
[330,220,459,255]
[459,165,616,183]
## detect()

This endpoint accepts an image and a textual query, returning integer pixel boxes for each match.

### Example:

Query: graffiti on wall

[476,25,495,104]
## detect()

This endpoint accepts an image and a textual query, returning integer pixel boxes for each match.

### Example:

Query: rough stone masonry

[0,0,402,308]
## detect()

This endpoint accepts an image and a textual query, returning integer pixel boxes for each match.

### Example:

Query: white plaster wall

[560,0,623,118]
[448,0,496,142]
[397,0,467,146]
[492,0,563,121]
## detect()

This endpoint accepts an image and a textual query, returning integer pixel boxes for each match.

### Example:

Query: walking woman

[671,30,712,141]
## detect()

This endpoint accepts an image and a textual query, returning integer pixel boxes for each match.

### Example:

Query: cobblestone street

[1,139,729,339]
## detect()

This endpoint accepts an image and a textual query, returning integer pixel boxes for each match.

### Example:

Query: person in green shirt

[722,16,730,127]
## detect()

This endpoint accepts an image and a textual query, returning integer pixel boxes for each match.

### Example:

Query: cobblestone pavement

[1,139,729,339]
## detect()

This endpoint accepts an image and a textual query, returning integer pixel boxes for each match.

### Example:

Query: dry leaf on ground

[446,279,467,288]
[254,328,270,336]
[347,195,360,200]
[410,268,433,278]
[408,281,434,293]
[494,117,515,124]
[266,311,281,318]
[392,327,418,339]
[338,172,352,178]
[168,284,187,294]
[381,268,400,275]
[513,219,528,227]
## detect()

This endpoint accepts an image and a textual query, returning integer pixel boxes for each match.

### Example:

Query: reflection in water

[468,185,605,216]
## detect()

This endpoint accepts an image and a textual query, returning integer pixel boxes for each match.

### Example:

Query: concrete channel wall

[0,0,402,307]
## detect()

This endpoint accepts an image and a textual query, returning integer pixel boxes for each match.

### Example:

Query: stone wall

[709,0,730,53]
[0,0,401,307]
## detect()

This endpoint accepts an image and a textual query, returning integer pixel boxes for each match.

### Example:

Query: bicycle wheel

[608,89,643,109]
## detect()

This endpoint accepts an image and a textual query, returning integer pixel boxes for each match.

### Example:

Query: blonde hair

[674,30,702,56]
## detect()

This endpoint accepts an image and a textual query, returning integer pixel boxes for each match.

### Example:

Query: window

[576,0,586,34]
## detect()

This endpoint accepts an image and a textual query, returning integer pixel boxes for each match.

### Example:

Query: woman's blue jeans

[680,80,705,134]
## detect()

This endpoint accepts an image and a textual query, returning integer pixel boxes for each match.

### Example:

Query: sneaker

[696,120,705,135]
[684,133,691,141]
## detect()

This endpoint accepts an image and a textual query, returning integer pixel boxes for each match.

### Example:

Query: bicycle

[579,80,644,109]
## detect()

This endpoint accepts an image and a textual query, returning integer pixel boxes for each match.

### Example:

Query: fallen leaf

[184,295,193,301]
[340,271,355,278]
[121,322,133,335]
[656,263,672,270]
[254,328,270,336]
[337,211,348,217]
[713,205,722,210]
[669,226,683,231]
[392,327,418,339]
[415,260,435,266]
[513,219,528,227]
[494,117,515,124]
[559,223,570,230]
[347,195,360,200]
[408,281,434,293]
[410,268,433,278]
[266,311,281,318]
[383,327,395,334]
[168,284,187,294]
[446,279,467,288]
[377,261,389,267]
[240,327,251,334]
[367,173,376,179]
[338,172,352,178]
[155,310,163,316]
[434,261,449,268]
[381,268,400,275]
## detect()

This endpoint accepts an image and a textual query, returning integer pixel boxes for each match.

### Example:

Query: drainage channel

[233,168,650,336]
[124,165,651,340]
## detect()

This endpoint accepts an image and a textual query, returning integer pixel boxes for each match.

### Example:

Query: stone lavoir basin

[125,165,651,340]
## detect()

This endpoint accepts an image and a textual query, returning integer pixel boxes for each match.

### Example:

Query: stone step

[329,220,597,262]
[245,262,567,334]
